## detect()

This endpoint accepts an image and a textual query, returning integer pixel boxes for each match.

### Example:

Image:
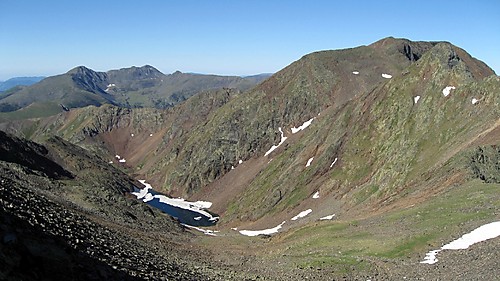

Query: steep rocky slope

[0,130,251,280]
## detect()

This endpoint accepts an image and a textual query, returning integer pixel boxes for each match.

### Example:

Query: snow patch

[105,83,116,92]
[231,166,235,170]
[421,221,500,264]
[108,161,113,164]
[131,133,134,137]
[182,224,219,236]
[193,201,213,209]
[291,118,314,134]
[382,73,392,79]
[119,158,126,163]
[442,86,455,97]
[264,127,287,156]
[149,133,153,137]
[414,96,421,104]
[193,216,202,221]
[238,159,243,164]
[330,157,338,168]
[420,249,441,264]
[291,209,312,221]
[115,155,121,159]
[352,71,359,75]
[239,221,286,237]
[320,214,336,220]
[312,191,320,199]
[306,157,314,167]
[132,180,153,199]
[471,98,479,105]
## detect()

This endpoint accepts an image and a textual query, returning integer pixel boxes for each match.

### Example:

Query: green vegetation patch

[279,180,499,264]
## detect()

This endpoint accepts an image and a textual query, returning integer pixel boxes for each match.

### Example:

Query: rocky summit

[1,37,499,280]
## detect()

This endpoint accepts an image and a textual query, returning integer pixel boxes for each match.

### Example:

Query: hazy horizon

[1,0,499,80]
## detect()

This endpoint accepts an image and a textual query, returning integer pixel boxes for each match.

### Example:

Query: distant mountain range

[0,76,45,91]
[0,66,271,120]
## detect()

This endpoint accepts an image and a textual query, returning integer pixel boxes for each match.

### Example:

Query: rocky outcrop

[468,145,500,183]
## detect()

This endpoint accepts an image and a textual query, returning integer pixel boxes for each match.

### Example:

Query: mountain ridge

[0,65,269,120]
[1,37,499,280]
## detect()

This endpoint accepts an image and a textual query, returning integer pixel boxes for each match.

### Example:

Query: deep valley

[1,37,499,280]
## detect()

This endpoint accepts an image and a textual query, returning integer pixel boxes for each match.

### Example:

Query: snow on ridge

[291,118,315,134]
[442,86,455,97]
[291,209,313,221]
[414,96,421,104]
[239,221,286,237]
[420,221,500,264]
[320,214,336,220]
[312,191,320,199]
[306,157,314,167]
[382,73,392,79]
[264,127,288,156]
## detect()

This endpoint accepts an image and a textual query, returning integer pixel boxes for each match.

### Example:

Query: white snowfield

[306,157,314,167]
[420,221,500,264]
[291,118,314,134]
[264,127,288,156]
[239,221,286,237]
[382,73,392,79]
[131,180,217,221]
[442,86,455,97]
[291,209,313,221]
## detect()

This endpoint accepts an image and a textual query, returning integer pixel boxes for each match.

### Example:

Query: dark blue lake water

[135,189,218,227]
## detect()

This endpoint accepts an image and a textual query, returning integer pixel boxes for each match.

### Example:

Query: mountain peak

[66,65,96,75]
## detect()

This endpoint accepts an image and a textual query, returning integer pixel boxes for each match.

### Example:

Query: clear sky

[0,0,499,80]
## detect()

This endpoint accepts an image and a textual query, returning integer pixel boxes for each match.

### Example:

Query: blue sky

[0,0,499,80]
